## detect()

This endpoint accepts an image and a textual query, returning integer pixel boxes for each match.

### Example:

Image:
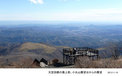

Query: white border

[0,68,121,76]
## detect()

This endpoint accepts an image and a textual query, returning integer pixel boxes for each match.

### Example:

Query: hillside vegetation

[75,57,122,68]
[0,42,68,68]
[19,42,56,53]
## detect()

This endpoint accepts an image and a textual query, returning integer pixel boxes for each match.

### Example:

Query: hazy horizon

[0,0,122,22]
[1,21,122,26]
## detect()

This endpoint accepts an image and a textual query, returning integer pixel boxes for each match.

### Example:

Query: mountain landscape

[0,24,122,68]
[0,41,68,67]
[1,1,122,76]
[1,24,122,47]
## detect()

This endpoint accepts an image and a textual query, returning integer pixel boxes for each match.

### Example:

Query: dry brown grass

[0,57,34,68]
[75,56,122,68]
[19,42,56,53]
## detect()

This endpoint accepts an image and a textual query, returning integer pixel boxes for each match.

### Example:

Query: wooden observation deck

[63,47,99,65]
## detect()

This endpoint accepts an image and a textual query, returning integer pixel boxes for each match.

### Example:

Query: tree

[106,42,120,59]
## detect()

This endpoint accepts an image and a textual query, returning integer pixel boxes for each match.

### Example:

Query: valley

[0,24,122,68]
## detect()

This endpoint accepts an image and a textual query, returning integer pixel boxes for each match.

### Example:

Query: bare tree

[106,42,120,59]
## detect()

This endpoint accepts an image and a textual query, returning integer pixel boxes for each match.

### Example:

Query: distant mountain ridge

[0,25,122,48]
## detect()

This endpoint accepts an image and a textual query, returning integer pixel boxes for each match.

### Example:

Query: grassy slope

[19,42,56,53]
[0,42,70,68]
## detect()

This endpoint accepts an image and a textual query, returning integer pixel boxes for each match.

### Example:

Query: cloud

[2,8,122,22]
[60,0,81,2]
[43,8,122,22]
[30,0,44,4]
[29,0,80,5]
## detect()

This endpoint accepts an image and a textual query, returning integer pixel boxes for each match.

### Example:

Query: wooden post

[66,55,68,65]
[63,49,65,64]
[74,56,76,64]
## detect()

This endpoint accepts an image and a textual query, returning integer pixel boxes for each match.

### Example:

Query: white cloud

[29,0,80,5]
[4,8,122,22]
[62,0,81,1]
[43,8,122,22]
[38,0,44,4]
[30,0,44,4]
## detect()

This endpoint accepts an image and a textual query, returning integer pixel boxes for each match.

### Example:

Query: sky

[0,0,122,22]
